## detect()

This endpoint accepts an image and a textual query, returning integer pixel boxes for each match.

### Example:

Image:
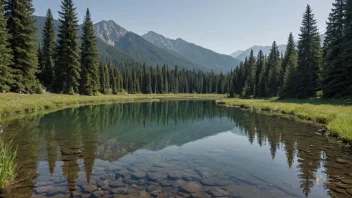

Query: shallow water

[1,100,352,198]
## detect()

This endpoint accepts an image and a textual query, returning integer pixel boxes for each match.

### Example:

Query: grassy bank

[0,138,17,191]
[217,98,352,142]
[0,93,225,117]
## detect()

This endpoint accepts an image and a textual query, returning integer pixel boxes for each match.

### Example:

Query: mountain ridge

[34,16,224,72]
[142,31,240,72]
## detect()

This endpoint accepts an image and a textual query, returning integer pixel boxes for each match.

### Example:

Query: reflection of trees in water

[225,109,325,197]
[2,114,42,198]
[2,101,349,197]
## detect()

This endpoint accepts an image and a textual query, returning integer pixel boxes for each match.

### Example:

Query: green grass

[0,138,17,190]
[217,98,352,142]
[0,93,225,117]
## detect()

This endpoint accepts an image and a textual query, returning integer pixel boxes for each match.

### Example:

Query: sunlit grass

[0,93,225,117]
[0,138,17,190]
[217,98,352,142]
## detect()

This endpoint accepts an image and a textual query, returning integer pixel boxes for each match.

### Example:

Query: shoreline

[0,93,225,118]
[216,98,352,145]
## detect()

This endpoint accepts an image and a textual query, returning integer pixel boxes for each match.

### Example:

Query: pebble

[180,182,202,193]
[336,159,351,164]
[109,180,125,188]
[207,187,230,197]
[81,185,97,193]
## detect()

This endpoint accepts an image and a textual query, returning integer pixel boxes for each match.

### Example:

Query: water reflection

[0,101,352,198]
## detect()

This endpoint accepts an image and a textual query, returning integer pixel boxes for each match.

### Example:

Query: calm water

[1,101,352,198]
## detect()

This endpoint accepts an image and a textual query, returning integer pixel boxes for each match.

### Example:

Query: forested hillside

[230,2,352,99]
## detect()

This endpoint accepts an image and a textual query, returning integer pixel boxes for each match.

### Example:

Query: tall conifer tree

[255,50,265,97]
[80,9,99,95]
[5,0,39,93]
[322,0,345,98]
[42,9,56,88]
[0,0,13,92]
[280,33,298,98]
[296,5,322,98]
[340,0,352,97]
[267,41,281,96]
[55,0,80,94]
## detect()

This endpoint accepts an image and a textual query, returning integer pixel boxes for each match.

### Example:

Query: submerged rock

[167,171,183,180]
[341,179,352,185]
[207,187,230,197]
[347,189,352,195]
[81,185,97,193]
[200,178,232,186]
[336,159,351,164]
[131,171,146,180]
[147,172,167,181]
[159,180,172,187]
[109,180,125,188]
[330,187,348,195]
[180,182,202,193]
[337,183,352,189]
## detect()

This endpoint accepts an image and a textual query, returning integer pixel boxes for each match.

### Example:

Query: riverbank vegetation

[0,138,17,190]
[0,93,225,117]
[219,1,352,141]
[217,98,352,142]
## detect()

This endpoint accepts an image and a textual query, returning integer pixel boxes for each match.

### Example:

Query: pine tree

[254,50,265,97]
[80,9,99,96]
[42,9,56,88]
[0,0,13,92]
[109,63,117,94]
[37,44,44,83]
[5,0,39,93]
[280,33,298,98]
[322,0,345,98]
[267,41,281,96]
[296,5,322,98]
[99,62,110,94]
[340,0,352,97]
[247,50,256,97]
[55,0,80,94]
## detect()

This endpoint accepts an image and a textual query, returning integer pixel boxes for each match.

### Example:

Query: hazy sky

[32,0,334,55]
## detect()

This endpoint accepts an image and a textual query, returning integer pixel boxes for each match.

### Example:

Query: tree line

[232,2,352,99]
[1,0,351,98]
[0,0,231,95]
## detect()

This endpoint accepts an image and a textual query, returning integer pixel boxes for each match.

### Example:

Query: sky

[32,0,334,55]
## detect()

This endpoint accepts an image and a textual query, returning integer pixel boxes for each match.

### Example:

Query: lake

[1,100,352,198]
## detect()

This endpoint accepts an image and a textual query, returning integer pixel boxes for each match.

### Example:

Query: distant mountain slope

[231,34,326,61]
[143,31,240,72]
[115,32,207,70]
[236,45,287,61]
[230,50,244,58]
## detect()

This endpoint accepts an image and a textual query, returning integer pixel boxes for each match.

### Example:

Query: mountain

[235,45,287,61]
[231,34,326,62]
[230,50,244,58]
[35,17,216,71]
[94,20,128,46]
[34,16,134,65]
[114,32,207,70]
[143,31,240,72]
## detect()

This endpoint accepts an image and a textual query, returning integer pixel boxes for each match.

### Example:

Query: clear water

[1,100,352,198]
